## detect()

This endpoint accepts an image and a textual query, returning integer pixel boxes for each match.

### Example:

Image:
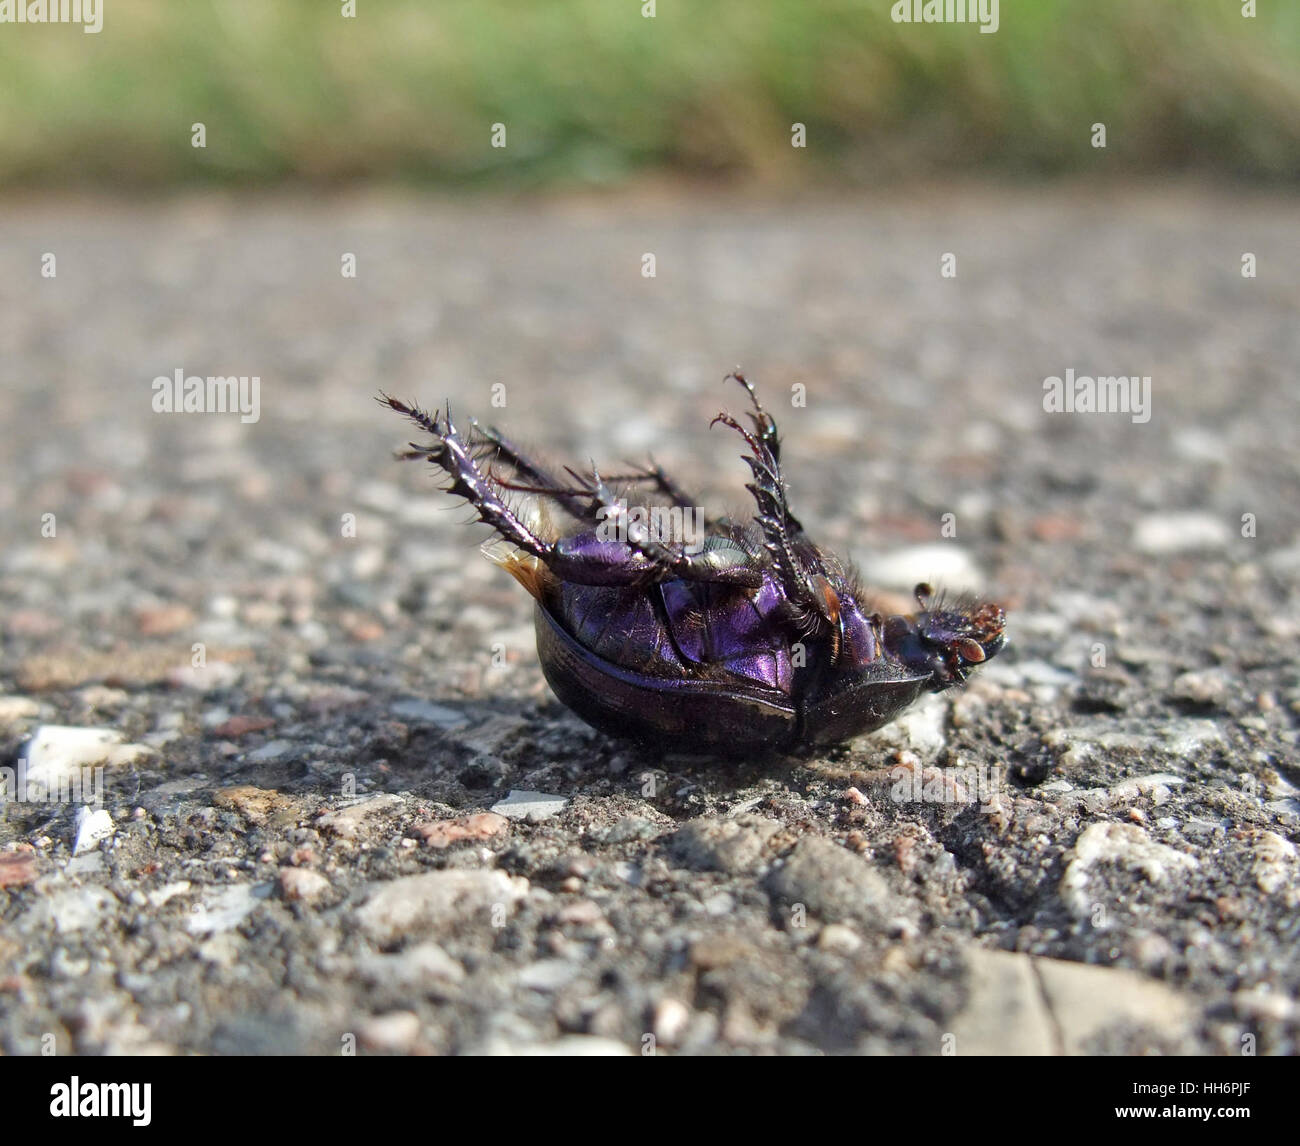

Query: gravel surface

[1,183,1298,1056]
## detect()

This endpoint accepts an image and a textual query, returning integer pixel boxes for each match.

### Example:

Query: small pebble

[1170,669,1230,708]
[652,998,691,1045]
[246,739,293,762]
[490,790,569,823]
[1133,512,1230,555]
[413,812,509,848]
[389,699,467,727]
[0,695,41,726]
[279,868,331,902]
[858,544,983,594]
[358,1011,421,1052]
[517,959,580,992]
[817,923,863,955]
[0,851,38,888]
[72,807,114,855]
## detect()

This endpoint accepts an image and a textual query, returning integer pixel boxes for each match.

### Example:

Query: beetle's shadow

[371,691,837,808]
[606,736,847,806]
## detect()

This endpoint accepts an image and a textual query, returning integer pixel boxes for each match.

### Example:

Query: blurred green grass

[1,0,1298,189]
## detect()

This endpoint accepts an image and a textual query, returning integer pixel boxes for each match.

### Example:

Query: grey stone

[764,837,895,926]
[187,883,274,936]
[1034,957,1192,1054]
[951,948,1194,1056]
[478,1035,633,1056]
[667,815,782,875]
[389,699,468,727]
[1170,669,1231,708]
[72,807,114,855]
[357,942,466,988]
[490,790,568,822]
[516,958,581,992]
[21,886,118,935]
[353,870,528,945]
[1060,822,1198,918]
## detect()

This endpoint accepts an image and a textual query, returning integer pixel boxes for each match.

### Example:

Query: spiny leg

[598,459,702,515]
[381,394,758,590]
[712,373,837,631]
[596,459,726,536]
[723,370,804,534]
[553,462,760,589]
[469,421,597,523]
[380,394,555,562]
[473,422,712,530]
[726,370,782,464]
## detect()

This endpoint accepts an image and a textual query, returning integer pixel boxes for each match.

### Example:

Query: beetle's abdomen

[658,576,794,692]
[551,571,794,694]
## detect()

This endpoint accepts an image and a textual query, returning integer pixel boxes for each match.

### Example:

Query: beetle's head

[882,582,1006,690]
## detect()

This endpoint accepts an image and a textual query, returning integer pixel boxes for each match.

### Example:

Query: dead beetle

[380,373,1005,755]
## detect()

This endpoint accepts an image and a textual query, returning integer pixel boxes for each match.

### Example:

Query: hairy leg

[381,395,758,589]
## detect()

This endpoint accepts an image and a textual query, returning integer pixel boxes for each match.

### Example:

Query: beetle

[380,373,1005,755]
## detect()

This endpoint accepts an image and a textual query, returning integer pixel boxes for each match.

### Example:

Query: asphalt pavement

[1,182,1297,1054]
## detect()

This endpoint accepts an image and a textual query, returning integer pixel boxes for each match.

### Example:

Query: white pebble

[1133,512,1230,555]
[72,807,115,855]
[491,790,569,822]
[859,544,983,594]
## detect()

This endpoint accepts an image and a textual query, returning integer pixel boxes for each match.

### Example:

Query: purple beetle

[380,374,1005,755]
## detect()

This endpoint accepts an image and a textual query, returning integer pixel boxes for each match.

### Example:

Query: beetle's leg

[478,420,728,537]
[597,459,702,513]
[473,425,715,531]
[712,389,832,629]
[555,464,762,588]
[725,370,783,462]
[479,423,713,529]
[596,460,726,533]
[382,395,759,589]
[469,422,599,523]
[470,423,563,487]
[722,370,806,534]
[380,395,560,561]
